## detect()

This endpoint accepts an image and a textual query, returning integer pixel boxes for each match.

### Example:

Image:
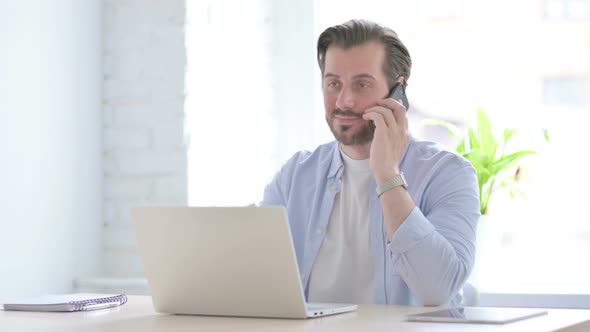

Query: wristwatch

[376,173,408,197]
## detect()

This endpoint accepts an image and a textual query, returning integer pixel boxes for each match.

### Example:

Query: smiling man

[261,19,480,306]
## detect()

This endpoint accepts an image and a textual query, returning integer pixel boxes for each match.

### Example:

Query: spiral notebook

[2,294,127,312]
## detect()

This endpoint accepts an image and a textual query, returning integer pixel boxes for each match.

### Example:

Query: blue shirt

[260,137,480,306]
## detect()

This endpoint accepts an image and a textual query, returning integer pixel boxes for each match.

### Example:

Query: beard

[326,108,375,146]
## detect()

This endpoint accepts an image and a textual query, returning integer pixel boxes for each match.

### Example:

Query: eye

[358,81,371,89]
[325,81,339,89]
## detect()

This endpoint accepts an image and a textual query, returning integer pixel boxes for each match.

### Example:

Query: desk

[1,295,589,331]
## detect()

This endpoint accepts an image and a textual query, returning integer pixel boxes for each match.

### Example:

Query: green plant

[424,108,549,215]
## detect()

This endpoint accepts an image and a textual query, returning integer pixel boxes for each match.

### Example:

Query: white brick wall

[103,0,187,278]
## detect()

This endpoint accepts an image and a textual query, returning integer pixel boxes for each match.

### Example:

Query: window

[422,0,471,20]
[543,77,588,107]
[186,1,317,206]
[544,0,590,19]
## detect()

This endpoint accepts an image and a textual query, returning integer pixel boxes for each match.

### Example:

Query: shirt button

[329,185,337,192]
[300,273,305,280]
[315,228,322,235]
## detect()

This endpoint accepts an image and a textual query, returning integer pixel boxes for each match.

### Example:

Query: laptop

[132,206,358,319]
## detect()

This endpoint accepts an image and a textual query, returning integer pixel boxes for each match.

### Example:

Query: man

[261,19,480,306]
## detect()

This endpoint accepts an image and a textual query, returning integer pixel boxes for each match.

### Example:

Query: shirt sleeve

[260,170,286,206]
[259,151,304,207]
[387,164,480,306]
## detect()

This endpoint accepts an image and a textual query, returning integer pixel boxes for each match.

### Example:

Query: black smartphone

[388,83,409,111]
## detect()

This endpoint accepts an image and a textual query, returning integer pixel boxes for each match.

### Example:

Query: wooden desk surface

[1,295,589,332]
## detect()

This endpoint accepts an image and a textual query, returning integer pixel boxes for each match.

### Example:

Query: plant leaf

[543,128,550,143]
[464,150,490,169]
[490,150,536,172]
[476,108,497,164]
[468,158,492,193]
[503,128,518,144]
[457,137,466,154]
[468,128,480,151]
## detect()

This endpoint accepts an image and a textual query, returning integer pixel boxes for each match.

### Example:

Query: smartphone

[388,83,409,111]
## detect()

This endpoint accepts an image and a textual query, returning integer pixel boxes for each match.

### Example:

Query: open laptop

[132,206,358,319]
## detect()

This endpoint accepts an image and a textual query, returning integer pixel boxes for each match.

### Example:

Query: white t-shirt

[308,147,374,304]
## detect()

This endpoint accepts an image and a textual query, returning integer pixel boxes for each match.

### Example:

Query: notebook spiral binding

[69,294,128,311]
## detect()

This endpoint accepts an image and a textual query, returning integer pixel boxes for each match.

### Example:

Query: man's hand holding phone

[362,81,409,186]
[388,83,409,111]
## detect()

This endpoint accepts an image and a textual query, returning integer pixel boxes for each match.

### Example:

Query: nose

[335,87,355,111]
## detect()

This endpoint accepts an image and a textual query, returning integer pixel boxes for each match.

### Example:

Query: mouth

[332,113,363,125]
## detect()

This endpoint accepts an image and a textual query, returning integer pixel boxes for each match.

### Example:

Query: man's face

[323,41,390,146]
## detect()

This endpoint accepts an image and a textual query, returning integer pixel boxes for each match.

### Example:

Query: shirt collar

[326,135,414,179]
[328,141,343,179]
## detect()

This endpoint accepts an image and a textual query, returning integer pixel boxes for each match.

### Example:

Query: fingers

[362,111,387,129]
[377,98,408,128]
[378,98,407,114]
[364,106,395,129]
[365,101,407,130]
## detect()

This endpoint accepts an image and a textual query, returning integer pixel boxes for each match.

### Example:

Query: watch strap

[376,173,407,197]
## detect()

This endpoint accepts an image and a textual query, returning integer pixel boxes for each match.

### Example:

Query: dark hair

[317,19,412,88]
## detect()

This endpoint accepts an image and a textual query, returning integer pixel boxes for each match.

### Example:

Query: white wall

[0,1,102,300]
[102,0,187,279]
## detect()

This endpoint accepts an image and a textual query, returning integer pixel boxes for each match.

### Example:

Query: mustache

[330,109,363,118]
